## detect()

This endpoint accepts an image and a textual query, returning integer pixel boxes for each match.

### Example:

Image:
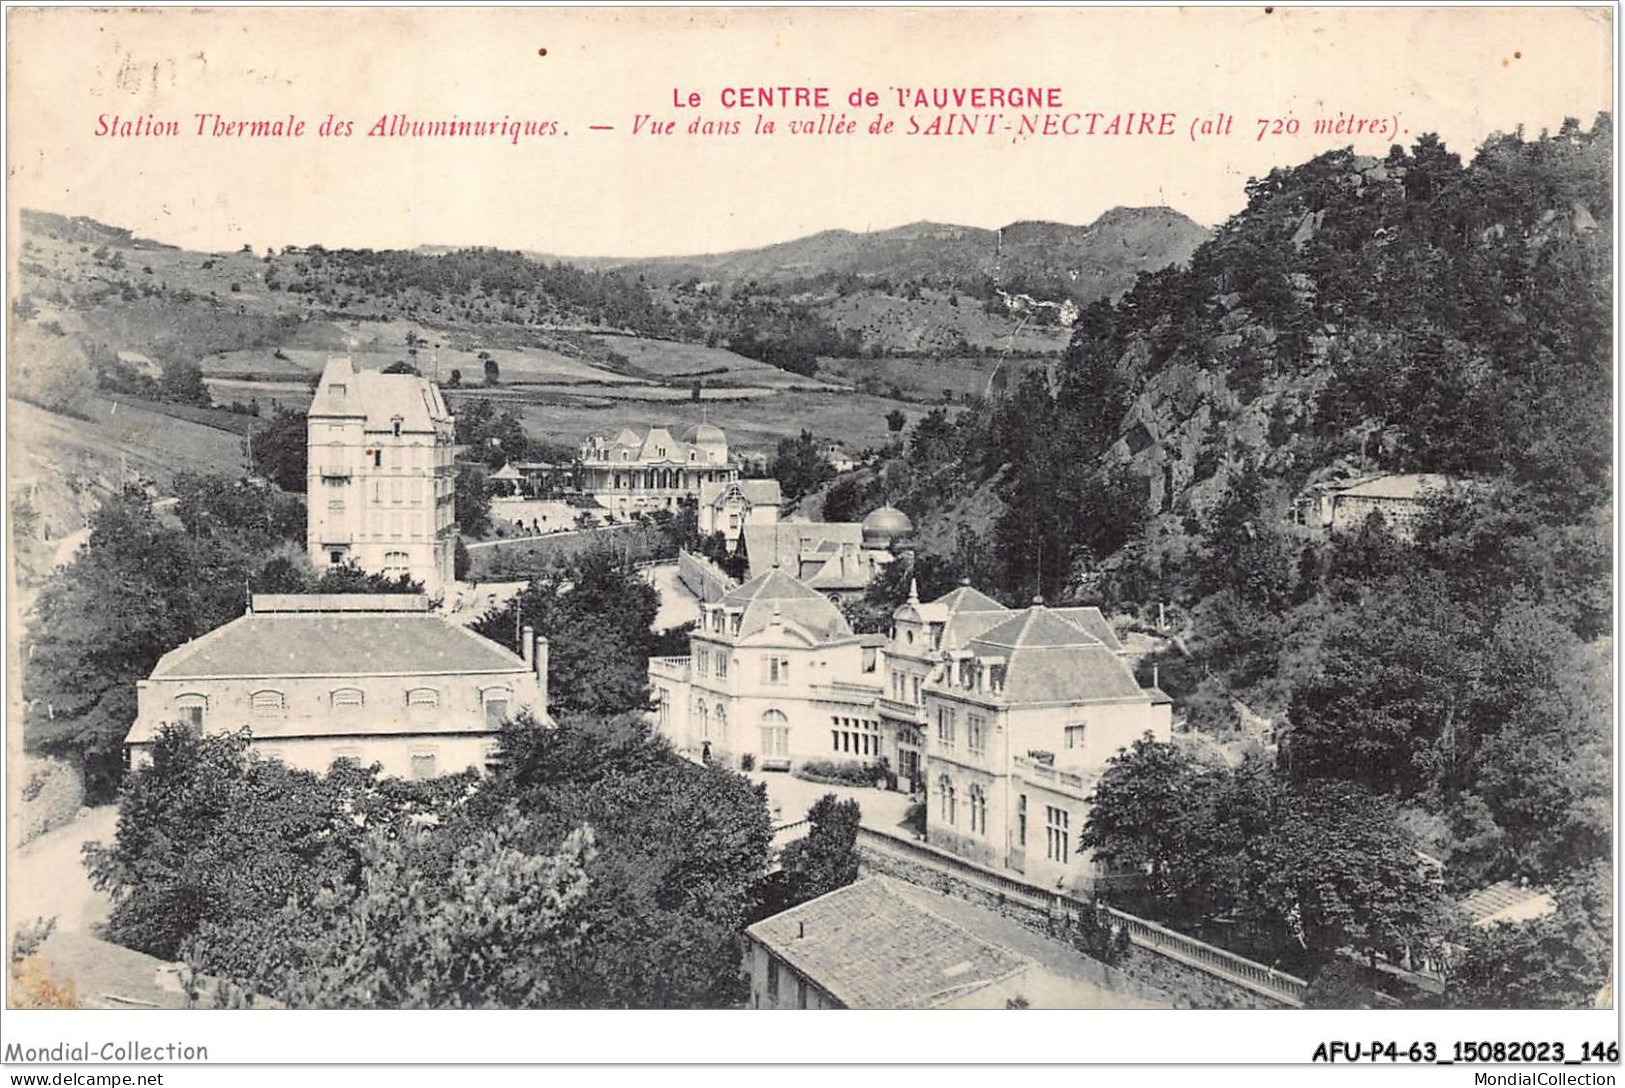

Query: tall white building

[306,357,457,597]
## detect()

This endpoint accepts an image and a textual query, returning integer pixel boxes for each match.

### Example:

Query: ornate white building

[577,424,739,515]
[305,357,457,596]
[649,567,1171,894]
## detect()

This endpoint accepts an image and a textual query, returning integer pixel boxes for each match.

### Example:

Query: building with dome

[737,505,913,601]
[575,424,741,515]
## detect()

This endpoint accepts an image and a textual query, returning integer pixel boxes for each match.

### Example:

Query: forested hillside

[850,116,1612,1000]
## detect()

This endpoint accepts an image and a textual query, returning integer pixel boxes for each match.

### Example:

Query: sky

[6,7,1614,258]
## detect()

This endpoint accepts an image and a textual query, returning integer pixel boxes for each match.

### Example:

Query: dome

[862,505,914,546]
[684,423,727,446]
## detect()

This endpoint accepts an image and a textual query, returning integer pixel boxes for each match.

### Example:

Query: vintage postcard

[1,3,1616,1075]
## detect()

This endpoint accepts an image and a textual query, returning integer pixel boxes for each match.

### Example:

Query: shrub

[14,759,83,845]
[793,759,882,788]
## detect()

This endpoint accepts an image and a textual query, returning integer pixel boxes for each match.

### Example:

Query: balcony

[1013,755,1092,798]
[877,697,926,724]
[648,656,691,683]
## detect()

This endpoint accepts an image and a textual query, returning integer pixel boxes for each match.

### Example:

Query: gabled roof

[744,522,865,581]
[1051,606,1124,653]
[1336,473,1457,500]
[722,569,852,641]
[699,478,783,508]
[307,356,451,432]
[1459,881,1557,929]
[745,877,1029,1009]
[933,585,1006,614]
[967,606,1148,705]
[149,606,528,680]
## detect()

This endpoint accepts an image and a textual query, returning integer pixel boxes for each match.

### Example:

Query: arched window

[968,785,987,835]
[760,708,788,759]
[406,687,439,721]
[331,688,365,712]
[938,775,956,825]
[174,693,208,730]
[714,702,728,746]
[250,689,286,718]
[695,701,710,739]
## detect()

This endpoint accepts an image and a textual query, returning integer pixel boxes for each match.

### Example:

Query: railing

[648,656,691,681]
[1012,756,1091,796]
[877,697,926,723]
[1102,907,1307,1006]
[853,824,1307,1007]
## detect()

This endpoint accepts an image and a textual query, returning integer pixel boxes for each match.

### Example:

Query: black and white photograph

[0,3,1617,1076]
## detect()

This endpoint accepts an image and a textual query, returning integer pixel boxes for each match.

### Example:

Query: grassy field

[818,353,1055,403]
[510,389,937,453]
[594,334,847,391]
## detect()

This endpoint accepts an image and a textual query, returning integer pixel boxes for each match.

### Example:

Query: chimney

[535,636,550,708]
[521,625,535,669]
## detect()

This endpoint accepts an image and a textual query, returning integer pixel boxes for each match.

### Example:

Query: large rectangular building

[124,594,548,779]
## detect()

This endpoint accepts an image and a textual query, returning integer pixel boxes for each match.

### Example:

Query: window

[407,687,439,720]
[384,550,410,577]
[767,959,780,1004]
[1017,795,1028,847]
[761,710,789,758]
[175,693,207,731]
[657,687,671,728]
[797,978,809,1010]
[695,649,708,677]
[250,689,286,718]
[715,653,727,679]
[330,382,347,396]
[333,745,363,768]
[968,714,986,755]
[861,647,877,674]
[911,676,922,705]
[764,657,789,685]
[331,688,364,712]
[695,701,710,739]
[1065,723,1087,750]
[968,785,987,835]
[938,775,957,825]
[372,449,382,468]
[328,550,344,566]
[483,688,512,729]
[1046,806,1070,863]
[410,751,438,780]
[936,707,955,751]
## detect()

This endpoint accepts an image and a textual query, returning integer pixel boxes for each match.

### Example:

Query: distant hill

[542,207,1213,306]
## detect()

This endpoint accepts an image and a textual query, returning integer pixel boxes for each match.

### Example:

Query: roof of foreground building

[148,595,528,680]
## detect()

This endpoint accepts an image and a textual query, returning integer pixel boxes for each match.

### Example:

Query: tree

[455,462,492,537]
[248,407,309,493]
[159,360,213,407]
[483,357,500,386]
[85,726,460,960]
[885,408,906,433]
[454,536,472,581]
[205,818,596,1009]
[447,368,462,388]
[471,547,660,717]
[477,712,775,1007]
[24,487,265,797]
[770,429,833,503]
[382,360,421,376]
[1446,865,1611,1009]
[755,794,862,918]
